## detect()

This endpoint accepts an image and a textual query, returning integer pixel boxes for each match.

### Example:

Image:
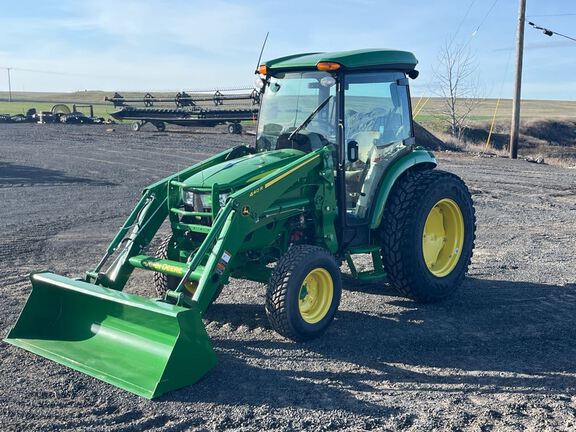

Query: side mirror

[347,140,359,162]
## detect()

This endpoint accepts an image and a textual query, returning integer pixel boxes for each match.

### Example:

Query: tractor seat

[276,132,314,153]
[352,131,380,162]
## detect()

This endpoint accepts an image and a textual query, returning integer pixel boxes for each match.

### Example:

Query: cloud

[0,0,264,91]
[74,0,261,55]
[0,0,574,99]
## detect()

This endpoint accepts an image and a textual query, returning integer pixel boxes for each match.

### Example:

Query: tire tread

[381,169,476,302]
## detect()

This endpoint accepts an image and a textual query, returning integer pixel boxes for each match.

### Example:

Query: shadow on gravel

[0,161,116,187]
[166,277,576,414]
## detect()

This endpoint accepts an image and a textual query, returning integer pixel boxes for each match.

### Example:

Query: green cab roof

[263,49,418,72]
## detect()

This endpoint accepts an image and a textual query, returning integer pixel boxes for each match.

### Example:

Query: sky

[0,0,574,100]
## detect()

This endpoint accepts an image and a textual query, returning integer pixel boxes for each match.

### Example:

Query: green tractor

[5,49,475,398]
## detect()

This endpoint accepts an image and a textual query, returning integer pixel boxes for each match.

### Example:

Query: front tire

[266,245,342,341]
[381,169,476,303]
[153,236,179,297]
[153,236,223,307]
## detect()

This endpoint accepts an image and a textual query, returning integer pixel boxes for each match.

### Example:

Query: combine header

[6,49,476,398]
[106,89,260,133]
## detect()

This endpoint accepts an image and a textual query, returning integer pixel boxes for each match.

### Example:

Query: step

[345,245,387,282]
[347,245,382,255]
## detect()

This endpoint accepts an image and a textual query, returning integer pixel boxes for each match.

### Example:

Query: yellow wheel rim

[422,198,465,277]
[298,268,333,324]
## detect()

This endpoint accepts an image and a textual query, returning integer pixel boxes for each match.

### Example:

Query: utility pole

[6,67,13,102]
[509,0,526,159]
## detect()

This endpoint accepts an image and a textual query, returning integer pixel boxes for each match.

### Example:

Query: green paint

[345,246,387,282]
[369,150,437,229]
[4,272,216,399]
[183,149,305,189]
[264,49,418,71]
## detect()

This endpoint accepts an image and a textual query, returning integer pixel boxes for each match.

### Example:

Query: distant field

[413,97,576,133]
[1,91,575,127]
[0,90,256,121]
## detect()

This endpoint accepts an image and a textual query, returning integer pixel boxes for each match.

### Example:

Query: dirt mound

[438,119,576,153]
[459,124,509,150]
[523,119,576,147]
[414,122,445,150]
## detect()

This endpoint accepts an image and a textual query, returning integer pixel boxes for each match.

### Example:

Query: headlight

[182,191,211,209]
[218,193,229,207]
[183,191,195,206]
[182,191,229,210]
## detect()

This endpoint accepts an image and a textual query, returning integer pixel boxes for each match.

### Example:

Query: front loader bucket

[4,272,217,399]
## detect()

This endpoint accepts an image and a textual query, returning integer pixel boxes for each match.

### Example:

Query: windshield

[256,71,337,153]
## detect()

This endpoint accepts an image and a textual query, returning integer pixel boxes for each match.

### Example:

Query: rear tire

[380,169,475,303]
[265,245,341,341]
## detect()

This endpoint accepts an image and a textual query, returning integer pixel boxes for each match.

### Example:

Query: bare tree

[432,41,481,139]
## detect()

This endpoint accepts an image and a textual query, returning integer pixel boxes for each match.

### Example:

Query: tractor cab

[255,49,417,227]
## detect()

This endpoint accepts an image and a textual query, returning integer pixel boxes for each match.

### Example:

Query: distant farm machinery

[105,89,260,133]
[0,104,106,125]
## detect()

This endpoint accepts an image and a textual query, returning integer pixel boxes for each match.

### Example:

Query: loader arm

[85,145,251,290]
[4,145,256,399]
[164,145,338,314]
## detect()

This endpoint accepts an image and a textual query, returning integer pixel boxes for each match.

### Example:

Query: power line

[448,0,499,51]
[527,13,576,18]
[472,0,500,36]
[528,21,576,43]
[0,66,104,77]
[449,0,478,45]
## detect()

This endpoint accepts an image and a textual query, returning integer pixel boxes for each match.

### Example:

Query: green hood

[183,149,306,190]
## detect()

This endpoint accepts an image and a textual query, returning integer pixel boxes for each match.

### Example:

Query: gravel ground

[1,123,575,431]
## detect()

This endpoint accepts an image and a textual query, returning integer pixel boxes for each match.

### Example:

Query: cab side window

[344,72,412,223]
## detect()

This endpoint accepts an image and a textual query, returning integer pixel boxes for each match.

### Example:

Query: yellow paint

[247,169,277,183]
[249,185,264,197]
[422,198,464,277]
[485,98,501,150]
[264,155,319,189]
[413,96,424,113]
[413,97,430,119]
[143,261,184,276]
[298,268,333,324]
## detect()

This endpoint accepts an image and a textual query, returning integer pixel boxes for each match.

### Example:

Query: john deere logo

[143,261,184,276]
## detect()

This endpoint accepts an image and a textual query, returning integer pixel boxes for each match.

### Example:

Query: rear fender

[369,149,436,230]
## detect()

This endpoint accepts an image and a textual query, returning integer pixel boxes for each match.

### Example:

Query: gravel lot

[1,123,575,431]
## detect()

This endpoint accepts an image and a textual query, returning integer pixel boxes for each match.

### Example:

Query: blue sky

[0,0,574,100]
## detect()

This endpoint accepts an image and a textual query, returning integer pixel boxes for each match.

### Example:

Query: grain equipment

[5,49,476,399]
[105,89,260,132]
